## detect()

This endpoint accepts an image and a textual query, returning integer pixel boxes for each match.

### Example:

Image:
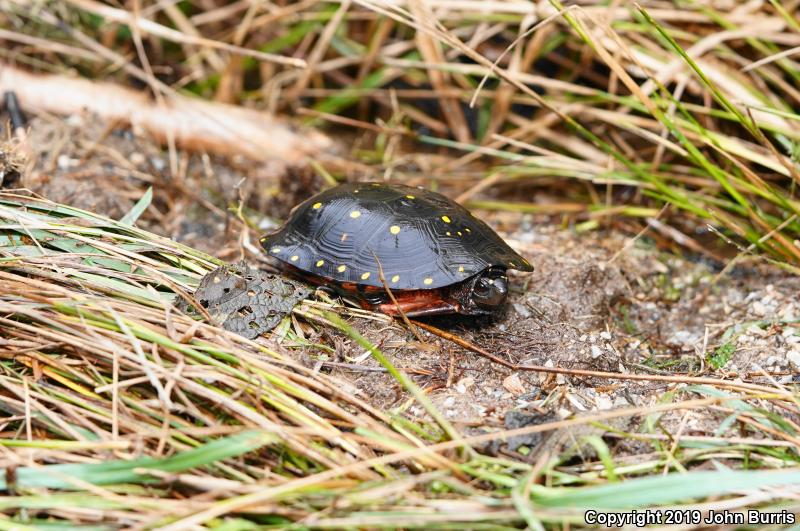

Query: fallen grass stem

[412,320,796,397]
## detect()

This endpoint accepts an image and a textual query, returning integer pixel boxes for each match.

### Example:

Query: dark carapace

[261,182,532,316]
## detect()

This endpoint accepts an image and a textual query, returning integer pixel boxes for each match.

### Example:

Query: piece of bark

[0,64,332,165]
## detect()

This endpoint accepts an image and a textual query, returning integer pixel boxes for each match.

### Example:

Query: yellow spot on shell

[312,202,322,209]
[350,210,361,218]
[316,260,325,267]
[290,255,299,262]
[391,275,400,283]
[441,215,451,223]
[361,272,371,280]
[465,228,471,233]
[337,265,347,273]
[423,277,433,285]
[509,262,516,267]
[457,231,462,236]
[341,233,348,242]
[458,266,464,272]
[390,225,401,235]
[270,247,281,253]
[406,194,415,199]
[446,231,451,236]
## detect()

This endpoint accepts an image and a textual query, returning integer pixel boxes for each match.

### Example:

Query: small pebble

[57,154,77,169]
[595,394,614,410]
[513,303,531,318]
[455,376,474,394]
[503,373,526,396]
[66,114,84,127]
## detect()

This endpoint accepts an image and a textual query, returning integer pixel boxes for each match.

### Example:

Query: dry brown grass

[2,1,800,528]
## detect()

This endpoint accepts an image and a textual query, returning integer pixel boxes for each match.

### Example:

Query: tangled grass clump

[1,192,800,529]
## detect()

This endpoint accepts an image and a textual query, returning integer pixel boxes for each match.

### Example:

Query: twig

[411,320,792,396]
[372,250,426,344]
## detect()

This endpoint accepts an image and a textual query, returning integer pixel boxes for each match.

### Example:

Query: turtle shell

[260,182,532,290]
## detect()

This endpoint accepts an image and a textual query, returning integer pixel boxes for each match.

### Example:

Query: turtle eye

[472,274,508,308]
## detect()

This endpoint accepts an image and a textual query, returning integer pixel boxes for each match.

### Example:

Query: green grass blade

[2,430,278,490]
[119,187,152,226]
[531,469,800,508]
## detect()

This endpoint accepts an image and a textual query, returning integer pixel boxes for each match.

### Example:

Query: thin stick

[3,91,26,133]
[411,320,792,396]
[372,250,426,344]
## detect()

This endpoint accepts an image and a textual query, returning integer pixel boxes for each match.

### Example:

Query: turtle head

[471,268,509,309]
[455,267,508,314]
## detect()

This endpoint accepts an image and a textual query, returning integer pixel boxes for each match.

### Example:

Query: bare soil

[320,227,798,421]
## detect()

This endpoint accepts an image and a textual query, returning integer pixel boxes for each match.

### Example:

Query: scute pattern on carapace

[261,182,532,290]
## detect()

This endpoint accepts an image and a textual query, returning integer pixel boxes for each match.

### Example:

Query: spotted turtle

[260,182,532,316]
